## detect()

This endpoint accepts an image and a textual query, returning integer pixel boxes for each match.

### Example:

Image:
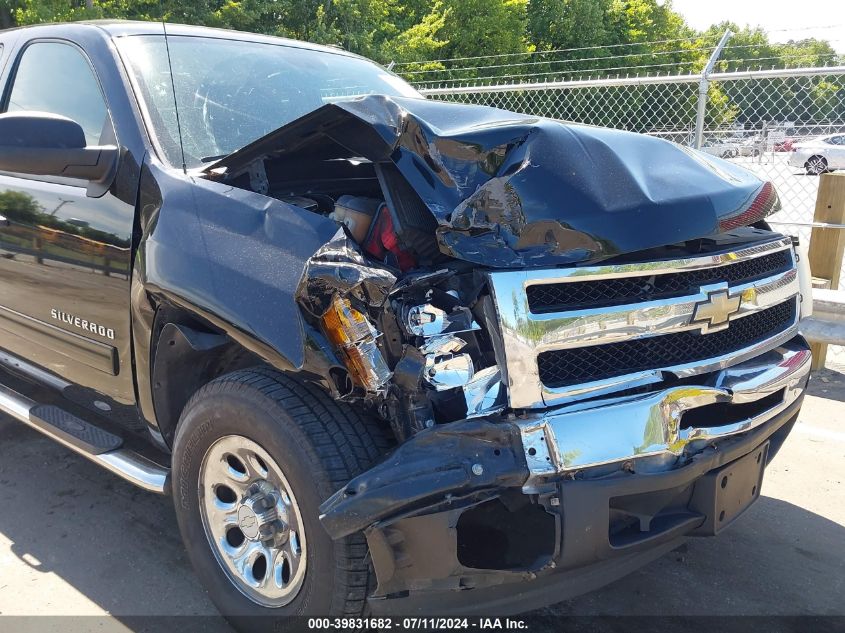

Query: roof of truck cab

[1,20,360,59]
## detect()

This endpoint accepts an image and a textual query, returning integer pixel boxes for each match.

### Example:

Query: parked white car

[788,133,845,174]
[699,140,740,158]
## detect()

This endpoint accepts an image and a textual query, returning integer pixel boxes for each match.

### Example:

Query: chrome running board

[0,383,169,494]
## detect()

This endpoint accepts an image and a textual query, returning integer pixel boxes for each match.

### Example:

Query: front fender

[131,158,340,438]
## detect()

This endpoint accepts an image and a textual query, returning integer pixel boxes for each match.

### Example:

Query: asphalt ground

[0,368,842,633]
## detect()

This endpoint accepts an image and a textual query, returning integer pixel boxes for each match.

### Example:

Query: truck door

[0,39,136,405]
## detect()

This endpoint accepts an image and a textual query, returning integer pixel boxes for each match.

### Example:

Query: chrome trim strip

[488,237,799,409]
[0,384,169,494]
[518,341,810,492]
[522,237,792,286]
[527,269,797,351]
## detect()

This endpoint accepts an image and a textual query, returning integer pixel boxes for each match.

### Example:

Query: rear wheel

[805,155,828,175]
[172,368,390,626]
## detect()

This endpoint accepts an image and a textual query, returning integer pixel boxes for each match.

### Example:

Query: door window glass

[5,41,108,146]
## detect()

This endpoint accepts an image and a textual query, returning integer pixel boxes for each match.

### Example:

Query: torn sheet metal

[463,366,506,418]
[295,233,397,320]
[210,95,773,268]
[295,234,397,393]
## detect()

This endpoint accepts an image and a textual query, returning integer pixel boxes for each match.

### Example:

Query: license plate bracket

[689,441,769,536]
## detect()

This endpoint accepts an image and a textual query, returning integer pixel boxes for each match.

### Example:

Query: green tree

[381,1,449,65]
[528,0,610,51]
[0,190,43,223]
[2,0,841,132]
[437,0,530,61]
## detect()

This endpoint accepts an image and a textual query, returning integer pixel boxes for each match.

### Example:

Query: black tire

[805,155,828,175]
[172,367,390,626]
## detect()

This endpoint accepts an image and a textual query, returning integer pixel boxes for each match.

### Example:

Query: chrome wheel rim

[199,435,307,607]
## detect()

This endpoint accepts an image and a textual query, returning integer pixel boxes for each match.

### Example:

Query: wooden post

[808,172,845,370]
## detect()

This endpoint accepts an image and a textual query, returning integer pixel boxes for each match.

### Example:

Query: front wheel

[172,368,390,625]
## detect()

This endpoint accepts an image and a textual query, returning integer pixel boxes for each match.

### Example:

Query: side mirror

[0,112,117,187]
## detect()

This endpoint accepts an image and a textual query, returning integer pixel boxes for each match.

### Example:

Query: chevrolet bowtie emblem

[691,290,741,333]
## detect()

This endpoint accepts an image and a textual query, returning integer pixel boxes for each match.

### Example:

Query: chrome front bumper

[517,338,810,492]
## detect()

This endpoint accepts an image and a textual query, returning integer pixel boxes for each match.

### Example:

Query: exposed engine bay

[294,202,510,441]
[216,160,533,438]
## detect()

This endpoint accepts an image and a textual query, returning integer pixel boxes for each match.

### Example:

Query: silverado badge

[50,309,115,340]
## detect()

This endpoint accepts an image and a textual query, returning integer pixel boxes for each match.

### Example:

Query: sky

[666,0,845,52]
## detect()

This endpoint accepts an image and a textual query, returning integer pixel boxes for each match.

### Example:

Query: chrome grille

[537,300,796,388]
[526,248,793,313]
[488,237,801,409]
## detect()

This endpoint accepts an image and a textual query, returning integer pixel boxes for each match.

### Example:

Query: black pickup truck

[0,20,812,625]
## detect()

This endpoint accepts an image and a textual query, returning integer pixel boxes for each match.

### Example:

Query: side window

[5,41,108,146]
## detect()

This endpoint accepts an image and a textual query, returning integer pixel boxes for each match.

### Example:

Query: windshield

[115,35,422,169]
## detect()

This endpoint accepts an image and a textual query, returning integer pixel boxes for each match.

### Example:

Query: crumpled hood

[210,95,775,267]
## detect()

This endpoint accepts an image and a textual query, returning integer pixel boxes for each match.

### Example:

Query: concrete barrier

[801,289,845,346]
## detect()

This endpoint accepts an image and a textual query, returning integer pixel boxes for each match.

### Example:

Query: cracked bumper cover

[318,337,810,611]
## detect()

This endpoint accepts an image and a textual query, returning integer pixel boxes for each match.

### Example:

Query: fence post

[694,29,732,150]
[808,172,845,370]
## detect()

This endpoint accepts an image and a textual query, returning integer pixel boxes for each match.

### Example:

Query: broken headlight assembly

[398,289,507,424]
[321,295,391,392]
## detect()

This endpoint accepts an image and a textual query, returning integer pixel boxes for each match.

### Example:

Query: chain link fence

[418,66,845,368]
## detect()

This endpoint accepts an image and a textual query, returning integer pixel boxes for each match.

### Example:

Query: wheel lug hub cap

[238,489,285,542]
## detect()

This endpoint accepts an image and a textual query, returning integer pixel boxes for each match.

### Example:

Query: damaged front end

[204,95,809,609]
[296,234,510,440]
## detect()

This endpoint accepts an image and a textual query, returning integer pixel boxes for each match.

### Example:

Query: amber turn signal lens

[322,296,374,347]
[321,295,391,391]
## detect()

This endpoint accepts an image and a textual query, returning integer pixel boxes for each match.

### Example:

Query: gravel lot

[0,368,842,631]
